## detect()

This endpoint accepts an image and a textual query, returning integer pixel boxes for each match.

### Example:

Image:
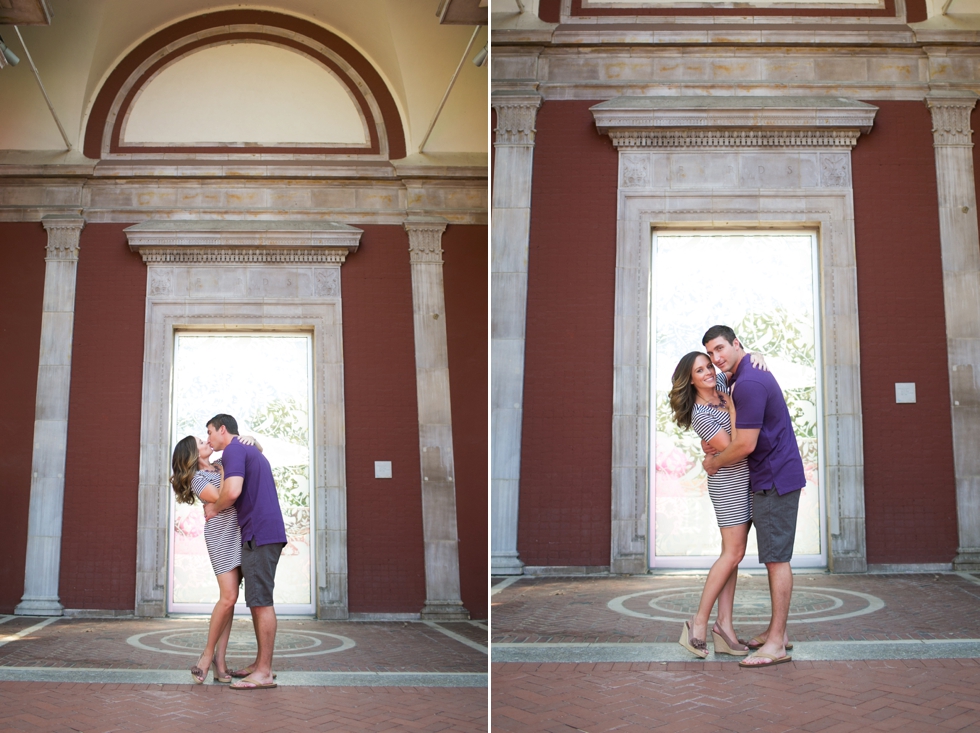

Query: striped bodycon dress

[691,372,753,528]
[191,462,242,575]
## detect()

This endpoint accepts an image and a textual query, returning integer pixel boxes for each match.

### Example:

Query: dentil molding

[125,220,362,263]
[593,97,878,150]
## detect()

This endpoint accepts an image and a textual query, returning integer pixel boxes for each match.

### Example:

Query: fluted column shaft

[927,93,980,570]
[491,91,541,575]
[405,218,469,619]
[16,215,85,616]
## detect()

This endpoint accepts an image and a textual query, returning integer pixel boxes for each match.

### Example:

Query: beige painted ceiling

[0,0,488,156]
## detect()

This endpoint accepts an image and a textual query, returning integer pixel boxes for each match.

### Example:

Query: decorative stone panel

[592,96,876,574]
[925,92,980,570]
[491,90,543,576]
[15,216,85,616]
[126,220,361,618]
[404,217,468,619]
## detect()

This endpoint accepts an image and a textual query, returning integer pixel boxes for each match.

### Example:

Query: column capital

[492,91,543,146]
[41,215,85,261]
[404,217,447,265]
[926,92,978,147]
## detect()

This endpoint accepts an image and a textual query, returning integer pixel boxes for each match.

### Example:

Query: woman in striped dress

[171,434,250,684]
[669,351,756,659]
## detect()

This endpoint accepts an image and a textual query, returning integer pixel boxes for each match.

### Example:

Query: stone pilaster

[926,92,980,570]
[405,218,469,619]
[15,215,85,616]
[490,90,541,576]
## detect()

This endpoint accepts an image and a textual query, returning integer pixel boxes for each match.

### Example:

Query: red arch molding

[84,10,406,160]
[555,0,901,18]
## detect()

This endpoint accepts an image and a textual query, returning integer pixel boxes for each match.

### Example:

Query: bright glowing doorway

[650,231,826,569]
[168,333,315,614]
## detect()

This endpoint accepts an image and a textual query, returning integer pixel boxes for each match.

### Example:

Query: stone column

[491,90,541,576]
[926,92,980,570]
[15,215,85,616]
[405,217,469,619]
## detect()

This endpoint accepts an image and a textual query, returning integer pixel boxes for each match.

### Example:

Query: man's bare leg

[742,561,792,665]
[245,605,276,684]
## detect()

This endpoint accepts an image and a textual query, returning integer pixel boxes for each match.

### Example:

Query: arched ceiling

[0,0,488,157]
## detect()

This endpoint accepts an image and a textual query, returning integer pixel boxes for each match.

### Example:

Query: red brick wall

[443,225,488,619]
[0,223,46,613]
[52,221,478,614]
[518,101,618,566]
[538,0,560,22]
[852,100,959,564]
[342,225,426,613]
[515,99,959,568]
[60,224,146,609]
[906,0,928,22]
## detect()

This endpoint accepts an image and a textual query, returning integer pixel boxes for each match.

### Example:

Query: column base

[828,553,867,574]
[15,597,64,616]
[610,556,648,575]
[317,602,349,620]
[491,551,524,576]
[953,549,980,571]
[420,601,470,620]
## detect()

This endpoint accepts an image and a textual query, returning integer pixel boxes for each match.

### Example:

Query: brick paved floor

[491,573,980,732]
[0,616,488,732]
[0,682,487,733]
[492,573,980,643]
[492,659,980,733]
[0,618,486,672]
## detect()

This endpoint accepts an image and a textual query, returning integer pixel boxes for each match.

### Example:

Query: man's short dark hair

[207,413,239,435]
[702,325,738,347]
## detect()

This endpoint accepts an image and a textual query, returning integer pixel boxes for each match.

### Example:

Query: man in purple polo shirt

[701,325,806,669]
[205,413,287,689]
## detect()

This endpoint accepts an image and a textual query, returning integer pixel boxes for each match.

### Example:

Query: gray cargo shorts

[241,540,285,607]
[753,487,801,564]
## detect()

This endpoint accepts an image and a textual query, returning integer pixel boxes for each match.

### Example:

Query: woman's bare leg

[690,523,749,642]
[714,564,740,640]
[194,568,240,677]
[212,568,241,676]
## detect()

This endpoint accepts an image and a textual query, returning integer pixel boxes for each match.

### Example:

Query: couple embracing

[670,325,806,669]
[169,413,286,688]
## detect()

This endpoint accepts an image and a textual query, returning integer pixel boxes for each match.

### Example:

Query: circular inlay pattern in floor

[607,586,883,623]
[127,628,356,657]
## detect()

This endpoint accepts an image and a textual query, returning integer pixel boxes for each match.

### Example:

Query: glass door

[650,231,825,569]
[168,332,315,614]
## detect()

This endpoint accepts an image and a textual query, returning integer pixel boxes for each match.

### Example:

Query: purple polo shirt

[729,356,806,495]
[221,437,287,546]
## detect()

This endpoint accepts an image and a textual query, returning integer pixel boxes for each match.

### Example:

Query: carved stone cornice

[609,129,861,150]
[404,217,448,265]
[124,220,362,264]
[491,91,543,146]
[926,93,978,147]
[593,97,878,151]
[139,248,350,264]
[41,215,85,261]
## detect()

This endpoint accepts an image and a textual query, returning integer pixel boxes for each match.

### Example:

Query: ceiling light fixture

[0,35,21,66]
[473,44,487,67]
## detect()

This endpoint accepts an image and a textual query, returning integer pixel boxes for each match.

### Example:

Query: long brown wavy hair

[668,351,712,430]
[170,435,200,505]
